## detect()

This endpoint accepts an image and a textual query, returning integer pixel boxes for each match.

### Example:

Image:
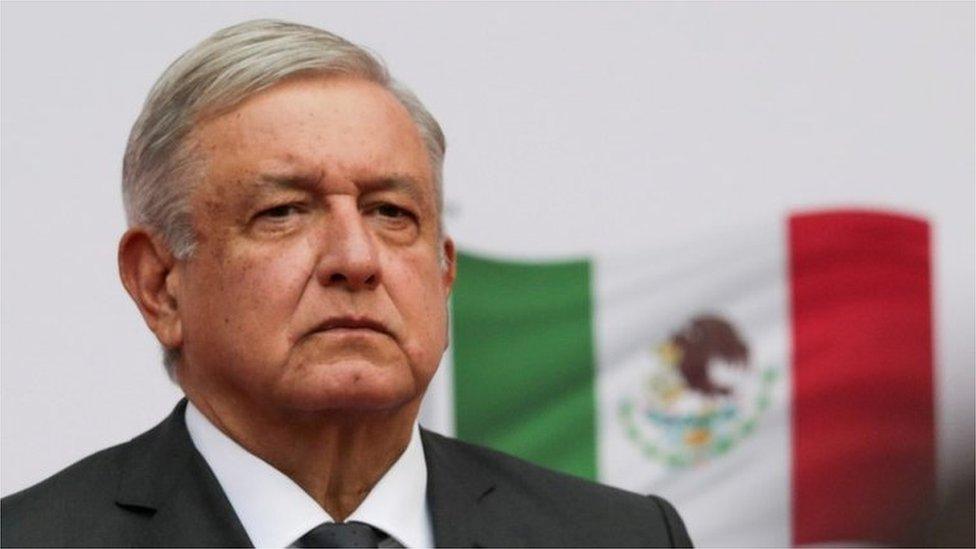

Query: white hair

[121,20,447,376]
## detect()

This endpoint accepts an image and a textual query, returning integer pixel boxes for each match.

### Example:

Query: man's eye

[259,204,301,219]
[375,204,410,219]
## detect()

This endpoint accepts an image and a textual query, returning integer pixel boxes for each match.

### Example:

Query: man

[1,20,692,548]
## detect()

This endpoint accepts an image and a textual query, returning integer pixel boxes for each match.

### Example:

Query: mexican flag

[421,209,934,546]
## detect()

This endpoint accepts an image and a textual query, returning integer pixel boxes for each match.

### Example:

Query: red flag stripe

[789,210,935,545]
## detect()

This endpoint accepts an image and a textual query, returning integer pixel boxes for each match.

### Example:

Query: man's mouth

[308,316,394,339]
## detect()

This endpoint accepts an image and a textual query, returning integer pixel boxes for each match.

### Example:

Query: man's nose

[314,206,381,291]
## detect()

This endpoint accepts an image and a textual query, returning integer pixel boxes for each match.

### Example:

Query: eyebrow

[253,172,429,207]
[356,175,428,206]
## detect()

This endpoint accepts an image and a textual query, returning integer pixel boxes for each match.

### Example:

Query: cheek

[227,248,313,325]
[390,257,450,364]
[186,242,316,356]
[236,262,305,314]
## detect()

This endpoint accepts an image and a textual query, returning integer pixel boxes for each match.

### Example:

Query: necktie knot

[296,521,386,548]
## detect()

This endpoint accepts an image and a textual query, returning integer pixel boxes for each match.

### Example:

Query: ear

[118,228,183,352]
[441,236,457,294]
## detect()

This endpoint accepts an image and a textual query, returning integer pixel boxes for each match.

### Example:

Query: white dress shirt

[185,402,434,548]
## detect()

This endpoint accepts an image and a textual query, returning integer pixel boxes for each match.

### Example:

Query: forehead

[192,75,433,195]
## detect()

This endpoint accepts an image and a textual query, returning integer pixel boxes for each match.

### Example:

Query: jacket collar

[115,400,514,548]
[423,429,526,548]
[115,399,252,547]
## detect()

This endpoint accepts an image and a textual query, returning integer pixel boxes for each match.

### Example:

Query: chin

[280,358,420,412]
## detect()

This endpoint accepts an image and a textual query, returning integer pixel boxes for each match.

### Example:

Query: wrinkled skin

[120,75,456,518]
[178,75,455,418]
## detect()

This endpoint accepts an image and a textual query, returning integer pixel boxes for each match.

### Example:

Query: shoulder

[424,429,645,503]
[1,415,174,548]
[421,429,693,547]
[1,439,133,547]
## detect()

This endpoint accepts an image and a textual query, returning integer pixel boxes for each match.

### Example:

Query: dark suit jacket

[2,400,692,547]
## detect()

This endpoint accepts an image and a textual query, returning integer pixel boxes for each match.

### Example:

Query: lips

[308,316,394,339]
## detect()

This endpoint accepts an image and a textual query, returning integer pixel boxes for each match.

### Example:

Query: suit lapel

[115,405,533,547]
[115,399,252,547]
[422,429,529,548]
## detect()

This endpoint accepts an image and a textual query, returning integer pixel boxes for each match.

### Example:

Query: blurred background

[2,2,973,546]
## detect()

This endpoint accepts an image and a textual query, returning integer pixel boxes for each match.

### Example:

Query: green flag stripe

[451,251,597,480]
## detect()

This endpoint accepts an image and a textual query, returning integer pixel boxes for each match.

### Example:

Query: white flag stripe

[594,221,791,546]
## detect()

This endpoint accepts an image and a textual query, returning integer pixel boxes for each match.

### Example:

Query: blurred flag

[433,209,934,546]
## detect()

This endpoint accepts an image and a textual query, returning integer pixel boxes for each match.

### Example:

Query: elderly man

[1,20,692,548]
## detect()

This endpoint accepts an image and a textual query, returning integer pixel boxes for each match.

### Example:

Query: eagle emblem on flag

[618,314,779,468]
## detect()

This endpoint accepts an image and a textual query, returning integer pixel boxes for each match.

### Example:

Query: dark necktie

[296,521,386,548]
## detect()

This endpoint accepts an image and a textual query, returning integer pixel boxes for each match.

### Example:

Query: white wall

[3,2,973,497]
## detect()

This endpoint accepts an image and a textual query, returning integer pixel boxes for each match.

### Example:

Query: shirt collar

[185,401,433,548]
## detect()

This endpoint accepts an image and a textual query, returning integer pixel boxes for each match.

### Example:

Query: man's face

[174,75,454,415]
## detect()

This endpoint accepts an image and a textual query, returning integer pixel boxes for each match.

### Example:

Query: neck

[185,388,419,521]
